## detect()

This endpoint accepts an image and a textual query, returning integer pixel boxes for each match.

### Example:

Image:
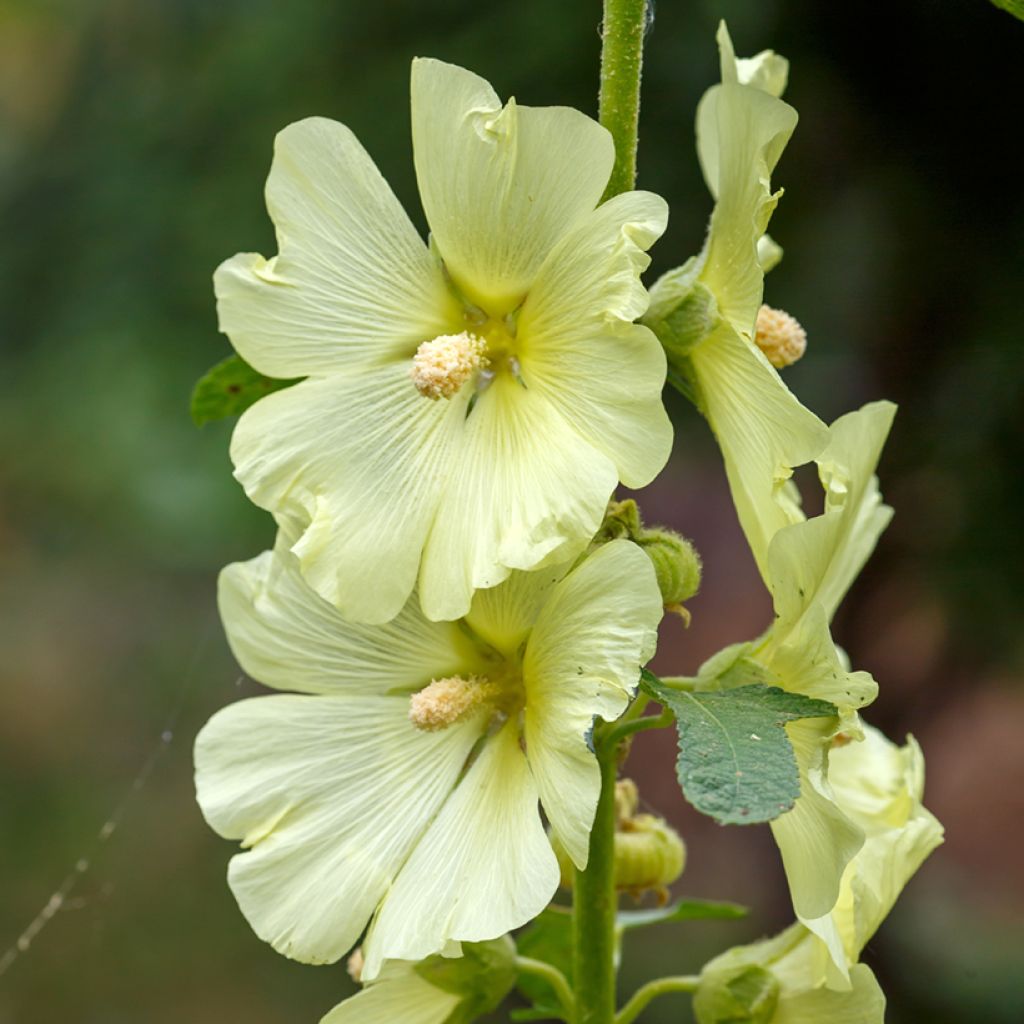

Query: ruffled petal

[518,191,673,488]
[320,961,461,1024]
[215,117,460,378]
[230,363,465,623]
[417,374,619,622]
[218,541,481,696]
[690,327,828,578]
[363,721,558,978]
[194,694,479,964]
[411,58,614,310]
[801,724,944,978]
[770,719,865,924]
[523,541,662,867]
[767,403,895,630]
[716,21,789,98]
[696,82,797,335]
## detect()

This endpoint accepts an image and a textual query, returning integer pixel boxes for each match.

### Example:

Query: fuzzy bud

[637,528,702,609]
[643,258,722,361]
[693,965,780,1024]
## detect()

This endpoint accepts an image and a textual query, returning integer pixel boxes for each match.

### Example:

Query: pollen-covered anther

[409,675,497,731]
[754,304,807,368]
[411,331,488,400]
[346,947,364,983]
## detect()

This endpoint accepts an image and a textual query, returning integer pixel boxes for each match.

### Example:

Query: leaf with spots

[645,678,835,826]
[190,354,301,426]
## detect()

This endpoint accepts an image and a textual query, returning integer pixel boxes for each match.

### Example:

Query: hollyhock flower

[215,58,672,624]
[194,534,660,978]
[678,402,898,937]
[644,23,828,579]
[693,721,942,1023]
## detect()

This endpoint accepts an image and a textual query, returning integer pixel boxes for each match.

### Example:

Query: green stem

[598,0,649,199]
[515,956,575,1019]
[602,708,674,748]
[572,726,620,1024]
[615,975,700,1024]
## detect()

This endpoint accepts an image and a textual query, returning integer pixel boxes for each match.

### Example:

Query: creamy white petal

[320,961,462,1024]
[770,719,865,924]
[523,541,662,867]
[411,58,614,309]
[194,694,480,964]
[767,403,896,630]
[775,965,885,1024]
[215,118,460,378]
[230,363,465,623]
[417,374,618,622]
[690,326,828,578]
[518,191,673,488]
[219,542,480,696]
[363,721,558,978]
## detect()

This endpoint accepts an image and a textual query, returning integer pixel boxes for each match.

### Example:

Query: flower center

[411,332,489,400]
[408,675,502,731]
[754,304,807,368]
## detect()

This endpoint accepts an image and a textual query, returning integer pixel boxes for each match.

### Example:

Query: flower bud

[693,964,780,1024]
[643,258,722,361]
[636,528,702,610]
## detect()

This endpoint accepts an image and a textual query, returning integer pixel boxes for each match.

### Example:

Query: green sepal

[190,353,301,426]
[693,964,780,1024]
[415,936,517,1022]
[617,898,748,932]
[515,908,572,1017]
[645,677,836,825]
[643,256,722,362]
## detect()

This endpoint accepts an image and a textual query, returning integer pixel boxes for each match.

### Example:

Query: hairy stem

[615,975,700,1024]
[598,0,649,199]
[572,726,620,1023]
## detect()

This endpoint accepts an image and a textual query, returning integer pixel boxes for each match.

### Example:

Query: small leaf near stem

[598,0,649,200]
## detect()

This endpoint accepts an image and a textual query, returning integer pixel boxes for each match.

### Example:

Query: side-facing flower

[693,722,942,1023]
[681,401,897,946]
[644,22,828,578]
[322,938,517,1024]
[193,533,661,979]
[215,58,672,625]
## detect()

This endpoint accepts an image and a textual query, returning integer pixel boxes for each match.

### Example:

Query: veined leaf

[646,678,835,825]
[190,353,301,426]
[618,898,748,931]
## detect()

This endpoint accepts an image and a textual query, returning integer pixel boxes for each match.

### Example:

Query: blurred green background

[1,0,1022,1021]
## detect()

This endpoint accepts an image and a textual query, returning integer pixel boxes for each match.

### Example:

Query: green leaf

[510,1007,565,1022]
[617,898,748,932]
[515,908,572,1020]
[991,0,1024,22]
[646,679,835,825]
[190,354,301,426]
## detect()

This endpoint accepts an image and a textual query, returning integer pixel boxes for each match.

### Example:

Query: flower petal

[411,58,614,310]
[320,961,462,1024]
[518,191,673,488]
[362,721,558,978]
[230,363,465,623]
[716,21,790,98]
[774,964,885,1024]
[770,719,865,923]
[215,117,460,379]
[696,82,797,335]
[767,402,895,630]
[194,694,479,964]
[523,541,662,867]
[690,326,828,578]
[417,374,618,622]
[218,541,481,696]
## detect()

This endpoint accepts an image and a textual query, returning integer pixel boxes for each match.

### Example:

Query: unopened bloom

[645,22,828,577]
[215,58,672,624]
[194,534,660,978]
[681,401,899,951]
[693,722,942,1022]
